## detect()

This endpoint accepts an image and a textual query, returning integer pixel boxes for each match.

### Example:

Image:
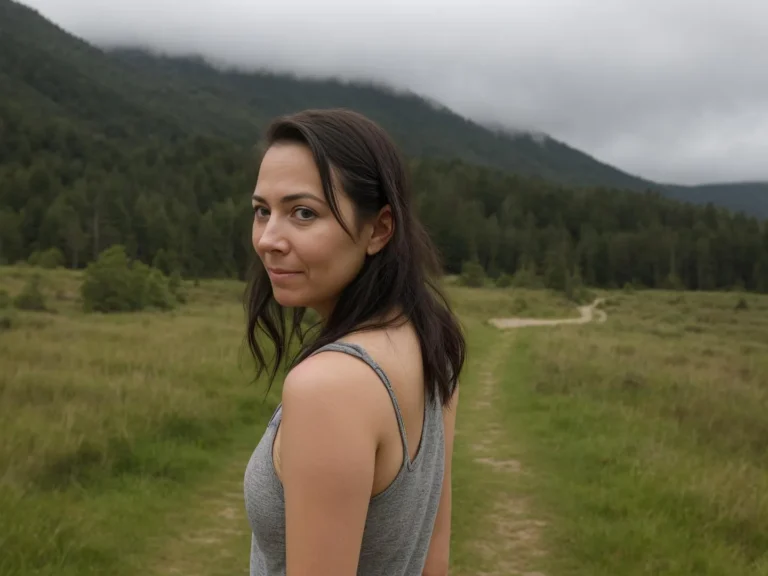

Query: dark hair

[245,108,465,407]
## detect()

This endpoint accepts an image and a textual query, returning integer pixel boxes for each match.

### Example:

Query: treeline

[412,159,768,292]
[0,109,257,279]
[1,109,767,293]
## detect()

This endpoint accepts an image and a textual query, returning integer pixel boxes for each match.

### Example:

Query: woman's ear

[366,205,394,256]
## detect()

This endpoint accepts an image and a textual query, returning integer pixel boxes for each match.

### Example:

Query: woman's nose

[256,217,289,253]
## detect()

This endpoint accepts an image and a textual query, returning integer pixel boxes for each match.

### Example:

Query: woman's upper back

[243,334,446,576]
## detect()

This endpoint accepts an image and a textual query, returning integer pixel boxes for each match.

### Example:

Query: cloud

[20,0,768,184]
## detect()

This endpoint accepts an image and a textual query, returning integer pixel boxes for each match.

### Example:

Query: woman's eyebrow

[251,192,325,204]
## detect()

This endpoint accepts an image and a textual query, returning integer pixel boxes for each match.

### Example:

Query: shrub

[81,246,141,312]
[459,260,486,287]
[512,264,543,289]
[141,265,176,310]
[495,273,513,288]
[28,247,65,269]
[168,270,188,304]
[14,275,47,311]
[565,268,595,304]
[81,245,177,313]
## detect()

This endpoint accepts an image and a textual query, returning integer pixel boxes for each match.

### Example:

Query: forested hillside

[1,0,767,292]
[412,159,768,291]
[666,182,768,219]
[0,0,655,191]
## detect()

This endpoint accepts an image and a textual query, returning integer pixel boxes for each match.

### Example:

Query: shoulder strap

[311,342,412,468]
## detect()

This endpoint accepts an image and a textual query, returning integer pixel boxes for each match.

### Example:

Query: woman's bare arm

[280,354,380,576]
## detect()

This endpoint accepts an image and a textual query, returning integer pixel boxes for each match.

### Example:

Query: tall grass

[0,266,281,576]
[0,264,610,575]
[499,290,768,575]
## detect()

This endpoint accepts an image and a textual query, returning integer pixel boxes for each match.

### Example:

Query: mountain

[0,0,655,191]
[1,0,767,219]
[1,0,767,293]
[665,182,768,219]
[111,49,664,193]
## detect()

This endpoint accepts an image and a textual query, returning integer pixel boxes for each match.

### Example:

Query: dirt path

[458,299,608,574]
[145,449,253,576]
[489,298,607,329]
[456,331,548,576]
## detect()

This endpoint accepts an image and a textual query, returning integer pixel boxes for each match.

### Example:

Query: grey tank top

[243,341,445,576]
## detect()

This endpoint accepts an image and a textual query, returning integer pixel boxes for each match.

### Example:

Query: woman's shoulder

[282,342,392,424]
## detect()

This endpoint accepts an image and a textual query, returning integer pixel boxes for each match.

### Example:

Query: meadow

[492,289,768,575]
[0,266,280,576]
[1,265,767,575]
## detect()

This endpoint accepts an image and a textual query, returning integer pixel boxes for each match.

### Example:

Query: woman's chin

[272,288,307,309]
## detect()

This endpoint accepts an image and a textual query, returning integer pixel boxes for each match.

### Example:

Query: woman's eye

[294,208,316,221]
[253,206,269,219]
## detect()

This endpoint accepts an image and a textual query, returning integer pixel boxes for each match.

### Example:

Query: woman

[243,108,466,576]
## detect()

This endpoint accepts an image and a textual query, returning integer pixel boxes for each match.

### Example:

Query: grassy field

[2,265,768,575]
[0,266,281,576]
[496,289,768,575]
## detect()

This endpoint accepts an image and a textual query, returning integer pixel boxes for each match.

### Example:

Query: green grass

[445,316,503,569]
[0,264,574,575]
[16,264,761,575]
[447,284,582,319]
[497,290,768,575]
[0,265,282,576]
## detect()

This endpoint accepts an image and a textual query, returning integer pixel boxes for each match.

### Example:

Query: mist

[20,0,768,185]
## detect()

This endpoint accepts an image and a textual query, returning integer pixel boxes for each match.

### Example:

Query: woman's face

[251,142,377,317]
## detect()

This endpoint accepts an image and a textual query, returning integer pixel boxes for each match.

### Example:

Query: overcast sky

[21,0,768,185]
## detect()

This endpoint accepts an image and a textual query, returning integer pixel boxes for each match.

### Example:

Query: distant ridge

[1,0,767,217]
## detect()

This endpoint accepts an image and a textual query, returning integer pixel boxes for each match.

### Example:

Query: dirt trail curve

[460,332,548,576]
[461,297,607,575]
[488,298,607,329]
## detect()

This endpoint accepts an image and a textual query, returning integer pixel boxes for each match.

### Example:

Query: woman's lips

[267,267,302,281]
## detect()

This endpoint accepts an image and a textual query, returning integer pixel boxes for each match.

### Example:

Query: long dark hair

[245,108,465,407]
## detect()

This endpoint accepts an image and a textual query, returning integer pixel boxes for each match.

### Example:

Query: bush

[14,275,47,311]
[81,245,177,313]
[495,273,513,288]
[567,285,595,305]
[565,268,595,304]
[512,264,543,289]
[81,246,141,312]
[28,247,65,269]
[168,270,188,304]
[141,265,176,310]
[459,261,486,287]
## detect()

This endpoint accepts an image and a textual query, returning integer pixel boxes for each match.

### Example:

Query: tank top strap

[311,341,412,468]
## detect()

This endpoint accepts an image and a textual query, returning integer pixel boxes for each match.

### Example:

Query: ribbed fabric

[243,341,445,575]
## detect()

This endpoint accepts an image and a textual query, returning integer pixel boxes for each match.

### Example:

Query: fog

[21,0,768,184]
